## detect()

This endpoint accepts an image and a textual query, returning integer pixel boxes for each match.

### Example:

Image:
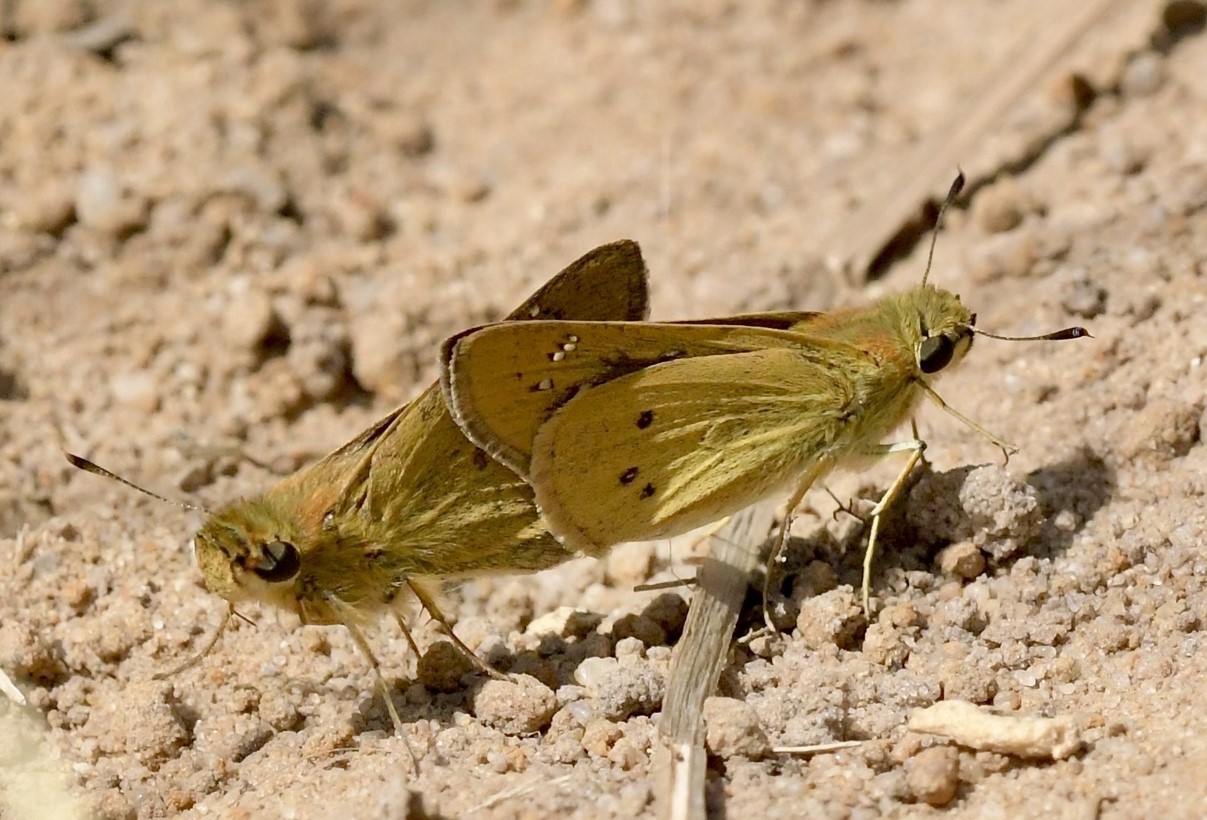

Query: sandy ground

[3,0,1207,817]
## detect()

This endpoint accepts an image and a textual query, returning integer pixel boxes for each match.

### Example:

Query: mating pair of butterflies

[74,214,1085,644]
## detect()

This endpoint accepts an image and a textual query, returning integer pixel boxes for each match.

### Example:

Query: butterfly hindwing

[527,343,867,552]
[508,239,650,324]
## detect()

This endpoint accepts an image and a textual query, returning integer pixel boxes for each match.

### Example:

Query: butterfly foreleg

[325,595,416,763]
[856,438,928,618]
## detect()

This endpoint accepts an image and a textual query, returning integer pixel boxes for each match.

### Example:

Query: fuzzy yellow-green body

[192,388,566,625]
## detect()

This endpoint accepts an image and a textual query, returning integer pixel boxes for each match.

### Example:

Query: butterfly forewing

[343,386,576,576]
[443,319,829,477]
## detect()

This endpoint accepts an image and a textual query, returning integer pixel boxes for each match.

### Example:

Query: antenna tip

[948,170,966,200]
[64,452,89,469]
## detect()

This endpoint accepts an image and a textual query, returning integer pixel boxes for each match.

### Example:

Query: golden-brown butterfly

[67,240,650,734]
[441,175,1089,618]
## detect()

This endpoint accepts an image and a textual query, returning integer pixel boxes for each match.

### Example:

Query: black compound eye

[918,335,955,374]
[254,540,301,583]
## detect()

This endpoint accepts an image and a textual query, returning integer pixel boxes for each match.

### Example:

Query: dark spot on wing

[620,466,639,485]
[598,350,684,381]
[473,448,490,470]
[640,483,656,499]
[636,410,654,429]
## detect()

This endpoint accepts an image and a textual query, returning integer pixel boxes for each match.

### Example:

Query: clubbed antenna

[64,452,209,513]
[969,326,1092,342]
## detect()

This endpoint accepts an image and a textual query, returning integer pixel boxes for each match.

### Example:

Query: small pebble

[223,289,283,353]
[1121,51,1164,97]
[580,718,622,756]
[906,745,960,807]
[604,541,655,586]
[640,593,688,641]
[938,655,998,704]
[795,588,863,650]
[417,641,477,693]
[391,114,436,157]
[11,183,76,234]
[1058,268,1108,319]
[610,614,665,647]
[937,542,986,580]
[525,607,602,640]
[76,168,149,238]
[703,697,771,759]
[471,675,557,735]
[972,179,1036,234]
[348,311,411,398]
[573,656,664,720]
[1112,398,1200,465]
[862,621,910,668]
[908,465,1041,562]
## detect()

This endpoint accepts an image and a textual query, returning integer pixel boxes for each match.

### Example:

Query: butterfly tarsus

[390,611,423,659]
[916,381,1016,465]
[821,486,867,525]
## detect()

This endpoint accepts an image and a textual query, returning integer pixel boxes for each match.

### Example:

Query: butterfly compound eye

[918,335,955,374]
[254,540,301,583]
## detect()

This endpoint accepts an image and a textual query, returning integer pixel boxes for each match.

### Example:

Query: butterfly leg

[761,461,830,633]
[406,579,504,680]
[336,614,418,763]
[390,611,424,659]
[153,604,235,680]
[858,439,927,618]
[821,485,867,524]
[910,419,931,470]
[917,382,1016,464]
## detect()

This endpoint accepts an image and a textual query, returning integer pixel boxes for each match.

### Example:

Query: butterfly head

[897,285,977,380]
[191,501,308,614]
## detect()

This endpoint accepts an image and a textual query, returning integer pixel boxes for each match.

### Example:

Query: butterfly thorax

[802,285,975,458]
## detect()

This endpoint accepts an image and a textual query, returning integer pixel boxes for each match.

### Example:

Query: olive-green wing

[268,241,652,573]
[507,239,650,323]
[442,318,827,478]
[528,344,869,553]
